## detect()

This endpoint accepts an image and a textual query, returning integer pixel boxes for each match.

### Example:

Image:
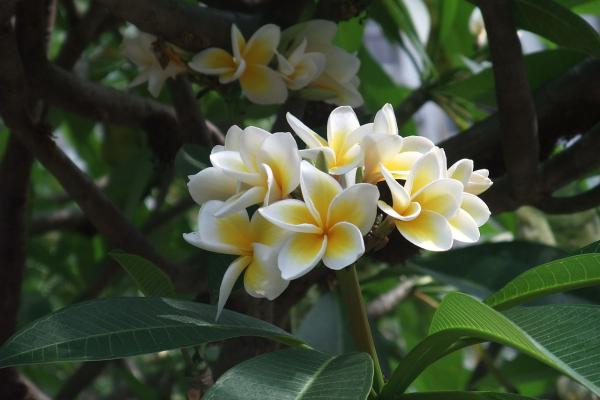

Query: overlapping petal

[395,210,454,252]
[412,179,463,219]
[405,148,446,194]
[244,243,289,300]
[187,167,237,205]
[240,64,288,105]
[243,24,280,65]
[259,199,321,234]
[216,255,253,319]
[327,183,379,235]
[258,132,301,195]
[278,233,328,279]
[300,161,342,223]
[323,222,365,270]
[373,103,398,135]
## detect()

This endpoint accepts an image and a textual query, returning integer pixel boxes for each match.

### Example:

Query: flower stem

[336,264,385,393]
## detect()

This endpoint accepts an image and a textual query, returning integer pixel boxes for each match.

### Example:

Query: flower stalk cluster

[122,21,363,106]
[184,104,492,317]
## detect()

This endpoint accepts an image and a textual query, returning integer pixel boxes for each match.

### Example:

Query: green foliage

[399,392,537,400]
[204,348,374,400]
[0,297,302,368]
[111,252,176,297]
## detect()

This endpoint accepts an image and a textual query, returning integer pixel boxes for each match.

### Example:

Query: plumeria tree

[0,0,600,399]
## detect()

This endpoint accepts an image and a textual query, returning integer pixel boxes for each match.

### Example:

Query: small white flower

[122,32,185,97]
[277,39,326,90]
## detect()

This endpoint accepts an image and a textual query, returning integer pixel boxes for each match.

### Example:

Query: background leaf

[399,391,537,399]
[204,348,374,400]
[111,252,176,297]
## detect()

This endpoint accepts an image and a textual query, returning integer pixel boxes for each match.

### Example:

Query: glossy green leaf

[399,392,537,399]
[513,0,600,57]
[111,252,176,297]
[0,297,302,367]
[204,348,373,400]
[381,293,600,397]
[485,253,600,309]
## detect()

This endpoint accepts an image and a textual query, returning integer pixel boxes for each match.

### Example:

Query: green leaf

[204,348,374,400]
[399,392,537,399]
[0,297,303,367]
[485,253,600,310]
[435,49,587,106]
[381,293,600,397]
[111,252,176,297]
[513,0,600,57]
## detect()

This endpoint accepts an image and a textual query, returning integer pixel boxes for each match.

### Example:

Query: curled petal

[447,159,474,186]
[240,64,288,105]
[240,126,270,171]
[362,133,403,183]
[214,186,266,217]
[327,183,379,235]
[187,167,238,205]
[218,58,245,84]
[412,178,463,219]
[395,210,453,252]
[278,233,327,279]
[286,112,328,149]
[328,143,364,175]
[323,222,365,270]
[183,200,252,255]
[262,163,282,206]
[378,200,420,221]
[224,125,244,151]
[400,136,435,153]
[243,24,280,65]
[467,170,493,195]
[188,48,235,76]
[300,161,342,223]
[210,150,262,186]
[147,70,168,98]
[462,193,491,226]
[259,199,321,234]
[405,148,445,195]
[258,132,301,195]
[327,106,360,152]
[216,256,252,320]
[244,244,289,300]
[449,209,480,243]
[373,103,398,135]
[231,25,246,61]
[380,165,411,213]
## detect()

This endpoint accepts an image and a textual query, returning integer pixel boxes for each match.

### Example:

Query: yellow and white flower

[283,20,363,107]
[183,200,290,318]
[277,39,326,90]
[446,159,492,242]
[362,104,435,183]
[259,161,379,279]
[378,149,463,251]
[208,126,301,216]
[122,32,186,97]
[287,106,372,175]
[189,24,287,104]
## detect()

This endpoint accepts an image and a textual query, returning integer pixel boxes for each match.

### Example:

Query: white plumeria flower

[259,161,379,280]
[283,20,363,107]
[362,104,435,183]
[469,8,487,47]
[184,201,290,319]
[189,24,287,105]
[287,106,372,175]
[209,126,301,216]
[378,149,464,251]
[446,159,492,243]
[277,39,326,90]
[122,32,186,97]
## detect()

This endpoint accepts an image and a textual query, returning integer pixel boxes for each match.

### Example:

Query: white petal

[147,69,167,97]
[447,159,474,186]
[188,48,235,75]
[240,126,270,171]
[327,106,360,148]
[261,163,281,206]
[400,136,435,153]
[323,222,364,270]
[462,193,491,226]
[327,183,379,235]
[278,233,327,279]
[231,24,246,61]
[187,167,238,205]
[466,170,493,195]
[380,164,411,213]
[361,133,403,183]
[322,46,360,83]
[224,125,244,151]
[328,143,364,175]
[240,64,288,105]
[286,112,328,149]
[214,186,266,217]
[210,150,262,186]
[258,132,301,195]
[258,199,322,234]
[412,178,463,218]
[405,148,445,195]
[300,160,342,223]
[373,103,398,135]
[449,209,480,243]
[183,200,252,255]
[378,200,420,221]
[395,210,454,252]
[243,24,280,65]
[216,256,252,320]
[251,211,290,248]
[244,243,289,300]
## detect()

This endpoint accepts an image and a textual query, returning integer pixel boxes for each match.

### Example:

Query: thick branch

[478,0,539,201]
[168,76,212,146]
[535,185,600,215]
[94,0,260,51]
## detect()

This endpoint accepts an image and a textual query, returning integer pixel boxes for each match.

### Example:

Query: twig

[168,76,213,146]
[474,1,539,201]
[367,277,417,319]
[413,289,439,309]
[535,184,600,215]
[54,361,110,400]
[29,209,93,235]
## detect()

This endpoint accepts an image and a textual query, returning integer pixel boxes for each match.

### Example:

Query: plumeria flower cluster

[122,21,363,106]
[184,104,492,318]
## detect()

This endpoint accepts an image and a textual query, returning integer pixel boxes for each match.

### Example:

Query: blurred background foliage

[2,0,599,398]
